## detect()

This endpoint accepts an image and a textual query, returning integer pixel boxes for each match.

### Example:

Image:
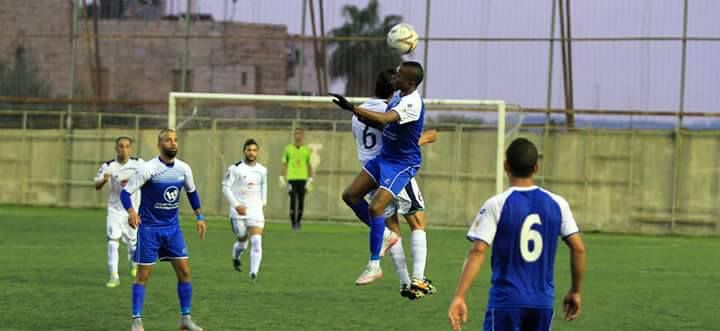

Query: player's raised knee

[342,189,359,206]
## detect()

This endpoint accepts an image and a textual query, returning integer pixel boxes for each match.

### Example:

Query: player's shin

[249,235,262,275]
[232,240,247,260]
[108,240,120,278]
[349,199,371,226]
[411,230,427,279]
[132,283,145,318]
[369,216,385,263]
[177,282,192,316]
[389,238,411,286]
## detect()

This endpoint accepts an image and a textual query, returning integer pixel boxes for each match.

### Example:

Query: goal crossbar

[168,92,506,194]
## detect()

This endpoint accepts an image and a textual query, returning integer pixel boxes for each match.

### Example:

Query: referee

[279,127,313,230]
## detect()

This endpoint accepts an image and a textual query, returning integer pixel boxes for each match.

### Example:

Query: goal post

[168,92,506,194]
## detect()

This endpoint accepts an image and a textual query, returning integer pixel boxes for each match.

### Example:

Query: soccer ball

[387,23,418,54]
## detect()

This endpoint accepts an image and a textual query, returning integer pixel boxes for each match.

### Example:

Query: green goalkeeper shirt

[283,144,311,180]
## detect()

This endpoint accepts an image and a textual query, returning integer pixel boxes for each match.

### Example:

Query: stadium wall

[1,126,718,236]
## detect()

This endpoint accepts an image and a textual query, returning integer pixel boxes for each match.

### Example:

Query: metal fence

[1,1,719,125]
[2,109,719,236]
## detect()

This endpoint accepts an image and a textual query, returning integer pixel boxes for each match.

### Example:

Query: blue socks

[177,282,192,315]
[133,282,193,317]
[369,216,385,260]
[132,283,145,318]
[350,199,371,226]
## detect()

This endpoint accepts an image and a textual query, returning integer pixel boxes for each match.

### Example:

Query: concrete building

[0,0,287,112]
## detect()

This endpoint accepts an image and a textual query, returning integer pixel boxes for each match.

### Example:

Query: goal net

[168,92,515,226]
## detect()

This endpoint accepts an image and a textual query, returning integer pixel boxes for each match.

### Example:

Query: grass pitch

[0,205,717,330]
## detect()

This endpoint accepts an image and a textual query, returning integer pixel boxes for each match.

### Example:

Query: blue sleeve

[120,190,133,210]
[187,190,202,210]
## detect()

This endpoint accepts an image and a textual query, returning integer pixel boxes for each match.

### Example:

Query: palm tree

[328,0,403,97]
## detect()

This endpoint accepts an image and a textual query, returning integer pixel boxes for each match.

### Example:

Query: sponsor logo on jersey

[164,186,179,202]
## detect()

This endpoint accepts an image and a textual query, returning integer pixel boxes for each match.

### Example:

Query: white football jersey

[222,161,268,219]
[352,98,387,164]
[94,158,143,215]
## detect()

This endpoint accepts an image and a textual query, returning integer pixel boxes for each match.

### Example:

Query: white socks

[383,227,393,240]
[249,235,262,274]
[232,240,248,260]
[388,238,411,286]
[411,230,427,279]
[127,240,136,266]
[108,240,119,278]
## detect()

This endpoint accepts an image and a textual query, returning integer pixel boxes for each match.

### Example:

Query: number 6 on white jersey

[520,214,543,262]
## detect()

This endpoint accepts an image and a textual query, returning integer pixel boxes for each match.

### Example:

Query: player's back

[352,98,386,164]
[469,186,578,309]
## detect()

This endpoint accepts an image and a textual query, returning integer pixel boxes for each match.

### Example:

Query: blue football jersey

[124,157,197,227]
[467,186,580,309]
[380,90,425,165]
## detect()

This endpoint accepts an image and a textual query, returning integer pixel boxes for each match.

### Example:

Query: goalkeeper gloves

[278,176,286,188]
[329,93,354,111]
[306,177,314,192]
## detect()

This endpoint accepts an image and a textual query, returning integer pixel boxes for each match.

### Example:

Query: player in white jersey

[350,69,438,299]
[222,139,267,282]
[94,136,143,288]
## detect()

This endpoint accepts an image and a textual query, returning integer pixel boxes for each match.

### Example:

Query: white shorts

[230,215,265,238]
[107,211,137,243]
[368,177,425,218]
[394,177,425,215]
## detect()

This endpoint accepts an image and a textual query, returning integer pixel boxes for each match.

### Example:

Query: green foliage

[328,0,404,97]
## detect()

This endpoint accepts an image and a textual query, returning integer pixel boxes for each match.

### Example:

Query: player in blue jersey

[448,138,586,331]
[330,61,426,285]
[120,129,206,331]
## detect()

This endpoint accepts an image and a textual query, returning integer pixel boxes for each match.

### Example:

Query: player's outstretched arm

[449,240,489,331]
[563,233,586,321]
[357,115,384,130]
[330,93,400,125]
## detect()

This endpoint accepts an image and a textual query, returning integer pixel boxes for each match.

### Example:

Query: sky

[166,0,720,115]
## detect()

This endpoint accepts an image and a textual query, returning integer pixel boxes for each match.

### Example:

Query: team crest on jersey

[163,186,179,202]
[384,179,391,185]
[478,208,486,215]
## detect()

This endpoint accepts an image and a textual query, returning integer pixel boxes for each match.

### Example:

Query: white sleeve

[123,164,151,194]
[183,164,196,193]
[221,166,241,209]
[558,197,580,237]
[262,168,268,206]
[466,197,501,245]
[391,94,421,125]
[94,163,108,183]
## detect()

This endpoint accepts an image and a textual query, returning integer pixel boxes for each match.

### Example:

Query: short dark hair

[374,69,396,99]
[243,138,258,150]
[295,127,304,132]
[506,138,538,178]
[157,128,176,142]
[402,61,424,86]
[116,136,132,145]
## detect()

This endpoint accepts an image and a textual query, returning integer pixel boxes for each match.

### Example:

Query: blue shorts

[483,308,554,331]
[363,156,419,197]
[134,225,188,265]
